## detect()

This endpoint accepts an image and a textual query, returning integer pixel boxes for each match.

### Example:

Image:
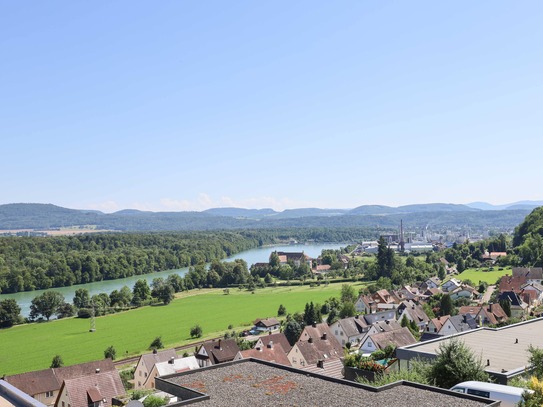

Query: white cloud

[88,200,121,213]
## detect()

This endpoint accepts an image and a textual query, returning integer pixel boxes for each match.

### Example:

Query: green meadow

[0,282,359,376]
[455,266,512,285]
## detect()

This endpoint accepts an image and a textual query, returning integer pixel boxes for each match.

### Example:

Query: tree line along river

[0,243,345,317]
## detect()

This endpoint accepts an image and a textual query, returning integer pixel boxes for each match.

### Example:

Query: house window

[144,372,148,377]
[46,391,54,398]
[139,371,142,377]
[340,331,343,336]
[62,402,65,407]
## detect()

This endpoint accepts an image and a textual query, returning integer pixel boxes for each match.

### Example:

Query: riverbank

[0,243,347,317]
[0,280,363,376]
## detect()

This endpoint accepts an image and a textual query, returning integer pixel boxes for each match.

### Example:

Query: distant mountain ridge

[0,202,539,232]
[466,200,543,211]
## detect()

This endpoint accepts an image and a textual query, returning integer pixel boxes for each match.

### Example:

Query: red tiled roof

[499,275,527,293]
[254,318,280,328]
[5,359,116,397]
[58,369,125,407]
[257,333,292,353]
[240,343,291,366]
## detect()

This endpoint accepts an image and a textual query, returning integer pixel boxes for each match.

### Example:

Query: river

[0,243,347,317]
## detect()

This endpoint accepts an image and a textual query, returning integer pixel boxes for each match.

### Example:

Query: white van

[450,381,531,407]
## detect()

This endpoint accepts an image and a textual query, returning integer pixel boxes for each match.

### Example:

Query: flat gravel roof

[162,360,491,406]
[398,318,543,374]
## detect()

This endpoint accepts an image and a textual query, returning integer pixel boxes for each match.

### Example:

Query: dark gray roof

[513,267,543,280]
[498,291,525,307]
[337,316,367,337]
[198,339,240,364]
[158,359,492,406]
[373,320,402,333]
[448,314,478,332]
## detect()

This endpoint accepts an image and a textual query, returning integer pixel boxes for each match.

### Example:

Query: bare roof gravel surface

[163,361,491,407]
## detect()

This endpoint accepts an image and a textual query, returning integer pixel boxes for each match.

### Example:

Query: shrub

[104,345,116,360]
[77,308,93,318]
[190,324,202,338]
[143,395,169,407]
[428,338,488,388]
[149,336,164,350]
[50,355,63,368]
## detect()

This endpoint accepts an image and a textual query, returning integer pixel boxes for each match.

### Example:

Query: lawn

[0,282,360,376]
[455,266,512,285]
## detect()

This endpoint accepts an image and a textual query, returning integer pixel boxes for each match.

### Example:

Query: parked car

[450,381,531,407]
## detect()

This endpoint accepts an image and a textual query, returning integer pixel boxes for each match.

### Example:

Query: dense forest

[0,228,377,294]
[512,206,543,267]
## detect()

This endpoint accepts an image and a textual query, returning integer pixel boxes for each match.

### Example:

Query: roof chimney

[312,322,317,328]
[153,348,157,354]
[95,368,100,374]
[308,337,313,344]
[169,357,175,364]
[322,333,327,340]
[487,359,490,366]
[218,339,222,350]
[317,360,324,369]
[267,341,273,349]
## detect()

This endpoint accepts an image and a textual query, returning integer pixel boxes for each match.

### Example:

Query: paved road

[480,284,495,304]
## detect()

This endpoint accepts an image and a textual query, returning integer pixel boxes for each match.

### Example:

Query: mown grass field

[456,266,512,285]
[0,282,361,376]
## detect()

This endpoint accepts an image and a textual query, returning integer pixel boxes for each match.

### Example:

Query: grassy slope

[455,266,512,285]
[0,283,358,376]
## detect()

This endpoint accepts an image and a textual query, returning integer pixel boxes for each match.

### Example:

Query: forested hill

[512,206,543,267]
[0,203,534,232]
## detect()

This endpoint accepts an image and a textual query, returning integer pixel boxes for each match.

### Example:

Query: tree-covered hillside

[513,206,543,267]
[0,203,532,232]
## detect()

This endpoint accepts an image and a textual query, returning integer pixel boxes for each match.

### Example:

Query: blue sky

[1,1,542,212]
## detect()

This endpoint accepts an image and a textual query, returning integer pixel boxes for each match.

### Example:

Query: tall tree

[499,298,512,318]
[73,288,90,309]
[283,320,303,346]
[439,294,454,317]
[0,299,21,328]
[30,291,65,321]
[132,279,151,307]
[340,284,357,304]
[377,236,395,278]
[151,278,175,305]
